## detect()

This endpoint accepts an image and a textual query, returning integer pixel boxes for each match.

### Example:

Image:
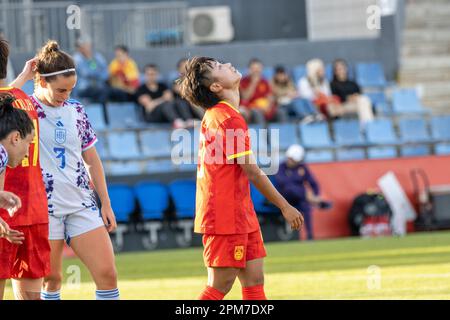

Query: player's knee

[96,266,118,287]
[246,274,264,287]
[213,277,235,295]
[44,271,63,289]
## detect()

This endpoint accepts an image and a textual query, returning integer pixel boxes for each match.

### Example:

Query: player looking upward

[178,57,304,300]
[12,40,119,300]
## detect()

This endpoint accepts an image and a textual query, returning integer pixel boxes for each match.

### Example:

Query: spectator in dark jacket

[275,144,323,240]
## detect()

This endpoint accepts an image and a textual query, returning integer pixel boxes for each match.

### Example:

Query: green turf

[4,231,450,299]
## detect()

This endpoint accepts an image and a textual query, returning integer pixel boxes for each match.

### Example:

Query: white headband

[40,68,76,77]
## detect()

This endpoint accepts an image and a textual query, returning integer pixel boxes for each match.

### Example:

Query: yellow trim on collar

[219,100,240,114]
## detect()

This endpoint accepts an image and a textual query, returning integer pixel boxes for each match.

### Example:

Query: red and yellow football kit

[0,87,50,279]
[195,101,266,268]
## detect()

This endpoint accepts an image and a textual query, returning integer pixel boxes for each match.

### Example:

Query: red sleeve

[220,116,253,161]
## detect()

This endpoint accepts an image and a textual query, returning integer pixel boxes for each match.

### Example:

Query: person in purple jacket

[275,144,330,240]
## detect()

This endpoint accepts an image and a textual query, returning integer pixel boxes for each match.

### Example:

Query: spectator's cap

[286,144,305,162]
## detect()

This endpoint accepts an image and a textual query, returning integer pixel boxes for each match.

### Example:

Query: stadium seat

[146,159,175,173]
[21,80,35,95]
[365,92,391,115]
[107,131,141,160]
[368,147,397,159]
[292,64,306,84]
[435,143,450,155]
[292,98,318,119]
[304,150,334,163]
[108,161,142,176]
[355,62,387,88]
[134,182,169,220]
[398,118,430,143]
[165,70,179,86]
[168,180,196,219]
[431,115,450,141]
[268,123,299,151]
[140,129,172,158]
[299,122,334,148]
[249,124,268,155]
[95,135,109,160]
[106,102,141,128]
[333,119,366,146]
[400,145,430,157]
[108,184,136,223]
[365,119,398,144]
[250,183,278,214]
[336,148,365,161]
[85,103,107,131]
[262,66,274,80]
[392,89,428,114]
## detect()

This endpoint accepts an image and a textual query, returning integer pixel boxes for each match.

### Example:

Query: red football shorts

[202,229,267,268]
[0,223,51,279]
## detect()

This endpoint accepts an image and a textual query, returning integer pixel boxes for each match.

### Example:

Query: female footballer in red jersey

[0,37,50,300]
[178,57,304,300]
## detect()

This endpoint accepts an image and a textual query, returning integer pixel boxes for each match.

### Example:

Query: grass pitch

[4,231,450,299]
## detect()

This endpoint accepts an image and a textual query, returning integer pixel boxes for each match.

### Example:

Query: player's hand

[101,204,117,233]
[0,217,24,245]
[281,204,304,231]
[0,191,22,217]
[19,57,38,81]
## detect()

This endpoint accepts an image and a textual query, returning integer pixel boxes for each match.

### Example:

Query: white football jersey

[0,144,8,175]
[30,95,99,217]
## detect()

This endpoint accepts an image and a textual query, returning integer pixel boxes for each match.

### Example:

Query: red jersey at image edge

[0,87,48,227]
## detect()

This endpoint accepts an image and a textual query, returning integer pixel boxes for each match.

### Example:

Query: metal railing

[1,1,188,53]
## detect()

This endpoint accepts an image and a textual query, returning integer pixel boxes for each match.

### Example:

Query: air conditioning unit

[188,6,234,45]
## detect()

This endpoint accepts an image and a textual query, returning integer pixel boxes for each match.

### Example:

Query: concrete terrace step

[403,29,450,42]
[402,43,450,56]
[399,67,450,83]
[400,56,450,70]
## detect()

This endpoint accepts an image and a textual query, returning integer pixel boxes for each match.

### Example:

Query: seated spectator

[298,58,342,119]
[172,58,204,120]
[135,64,195,128]
[108,45,140,102]
[275,145,330,240]
[73,37,110,119]
[330,59,374,125]
[240,58,282,123]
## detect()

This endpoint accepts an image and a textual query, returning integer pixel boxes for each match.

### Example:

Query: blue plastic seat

[431,116,450,140]
[22,80,35,95]
[355,62,387,87]
[107,102,141,128]
[292,65,306,84]
[398,118,430,143]
[268,123,299,151]
[134,182,169,220]
[250,183,278,214]
[366,119,398,144]
[336,149,366,161]
[108,184,136,223]
[140,129,172,158]
[108,161,142,176]
[365,92,391,115]
[95,135,109,159]
[401,145,430,157]
[435,143,450,155]
[262,66,274,81]
[304,150,334,163]
[392,89,428,114]
[299,122,333,148]
[368,147,397,159]
[107,131,141,160]
[292,98,318,118]
[168,180,196,219]
[333,119,365,146]
[146,159,175,173]
[85,104,107,131]
[248,124,268,156]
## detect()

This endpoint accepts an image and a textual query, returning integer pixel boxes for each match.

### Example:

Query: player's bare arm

[239,154,304,230]
[9,58,37,88]
[82,147,117,232]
